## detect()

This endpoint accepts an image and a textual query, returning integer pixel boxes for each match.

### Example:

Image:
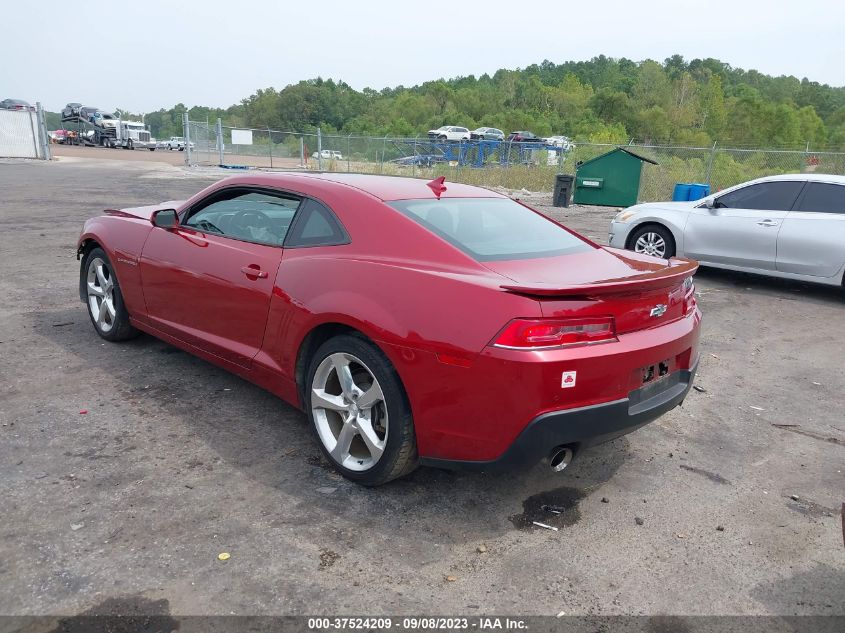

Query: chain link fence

[183,119,845,203]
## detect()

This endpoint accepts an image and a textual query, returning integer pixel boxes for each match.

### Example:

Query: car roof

[751,173,845,185]
[215,172,505,202]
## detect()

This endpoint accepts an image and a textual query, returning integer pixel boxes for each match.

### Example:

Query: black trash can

[553,174,574,208]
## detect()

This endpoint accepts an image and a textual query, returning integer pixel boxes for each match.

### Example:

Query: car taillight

[682,276,697,315]
[492,317,617,350]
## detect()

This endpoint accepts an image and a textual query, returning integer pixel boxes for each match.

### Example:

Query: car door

[683,180,805,270]
[777,181,845,278]
[139,187,299,367]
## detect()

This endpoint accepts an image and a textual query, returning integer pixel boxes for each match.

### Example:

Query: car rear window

[797,182,845,214]
[389,197,592,261]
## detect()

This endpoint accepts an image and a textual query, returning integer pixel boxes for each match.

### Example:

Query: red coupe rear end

[77,173,700,484]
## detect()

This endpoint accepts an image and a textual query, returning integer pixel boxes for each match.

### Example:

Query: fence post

[347,134,351,172]
[36,102,51,160]
[183,112,191,166]
[380,136,387,174]
[412,137,417,178]
[300,136,305,168]
[317,127,323,171]
[705,141,717,186]
[268,126,273,169]
[216,118,224,166]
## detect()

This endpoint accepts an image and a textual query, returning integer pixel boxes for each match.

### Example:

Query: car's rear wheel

[629,224,675,259]
[83,248,138,341]
[306,335,417,485]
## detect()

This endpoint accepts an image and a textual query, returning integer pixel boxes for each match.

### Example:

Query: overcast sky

[4,0,844,113]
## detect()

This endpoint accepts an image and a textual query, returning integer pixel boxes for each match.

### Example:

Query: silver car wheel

[634,232,667,258]
[86,257,116,333]
[311,352,388,472]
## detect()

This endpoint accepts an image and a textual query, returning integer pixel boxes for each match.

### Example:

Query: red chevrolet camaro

[77,173,701,485]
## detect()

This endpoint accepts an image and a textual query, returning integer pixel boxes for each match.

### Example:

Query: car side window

[796,182,845,214]
[714,181,804,211]
[285,199,349,248]
[183,189,301,246]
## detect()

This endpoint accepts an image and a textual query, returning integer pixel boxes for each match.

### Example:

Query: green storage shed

[573,147,658,207]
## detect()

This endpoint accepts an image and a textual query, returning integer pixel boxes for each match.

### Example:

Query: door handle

[757,219,778,227]
[241,266,268,279]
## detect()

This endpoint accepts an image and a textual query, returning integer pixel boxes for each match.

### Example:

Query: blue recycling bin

[687,183,711,200]
[672,183,692,201]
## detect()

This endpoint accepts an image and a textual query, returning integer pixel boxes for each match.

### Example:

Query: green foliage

[47,55,845,152]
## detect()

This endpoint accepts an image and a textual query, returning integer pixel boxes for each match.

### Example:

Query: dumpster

[552,174,574,207]
[573,147,658,207]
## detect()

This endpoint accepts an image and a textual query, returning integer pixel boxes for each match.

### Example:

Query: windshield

[390,197,592,261]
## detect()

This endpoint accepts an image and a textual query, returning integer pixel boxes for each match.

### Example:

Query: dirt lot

[51,144,306,170]
[1,156,843,618]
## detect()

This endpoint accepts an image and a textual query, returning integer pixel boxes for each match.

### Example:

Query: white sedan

[608,173,845,287]
[427,126,471,141]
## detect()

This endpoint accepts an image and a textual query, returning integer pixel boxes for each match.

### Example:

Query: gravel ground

[1,156,843,618]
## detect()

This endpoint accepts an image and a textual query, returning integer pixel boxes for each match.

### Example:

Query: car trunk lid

[485,247,697,334]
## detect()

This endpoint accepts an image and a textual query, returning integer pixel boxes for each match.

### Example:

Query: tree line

[74,55,845,149]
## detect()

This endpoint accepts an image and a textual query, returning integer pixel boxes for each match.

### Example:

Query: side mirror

[152,209,178,228]
[702,198,716,210]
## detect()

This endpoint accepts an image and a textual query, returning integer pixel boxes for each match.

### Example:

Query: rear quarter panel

[263,250,540,459]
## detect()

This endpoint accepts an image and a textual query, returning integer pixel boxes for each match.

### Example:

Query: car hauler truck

[113,120,156,150]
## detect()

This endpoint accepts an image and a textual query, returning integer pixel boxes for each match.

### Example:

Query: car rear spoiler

[500,261,698,297]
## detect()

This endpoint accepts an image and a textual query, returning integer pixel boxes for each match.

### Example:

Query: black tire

[628,224,676,259]
[305,334,417,485]
[82,247,139,342]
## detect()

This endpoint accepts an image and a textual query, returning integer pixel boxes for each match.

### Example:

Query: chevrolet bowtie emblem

[650,304,668,317]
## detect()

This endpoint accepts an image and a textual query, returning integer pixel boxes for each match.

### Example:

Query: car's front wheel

[83,248,138,341]
[629,224,675,259]
[305,334,417,485]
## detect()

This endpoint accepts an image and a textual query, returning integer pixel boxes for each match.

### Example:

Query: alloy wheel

[311,352,388,471]
[634,232,667,258]
[87,257,116,333]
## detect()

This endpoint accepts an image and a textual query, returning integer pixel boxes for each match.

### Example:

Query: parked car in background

[61,103,83,119]
[392,154,441,167]
[160,136,193,151]
[507,131,544,143]
[609,173,845,287]
[470,127,505,141]
[76,173,700,485]
[91,111,119,130]
[49,129,69,143]
[428,126,470,141]
[79,106,101,122]
[544,135,575,150]
[1,98,34,111]
[312,150,344,161]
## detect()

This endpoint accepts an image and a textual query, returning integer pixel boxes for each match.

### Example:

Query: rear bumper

[420,358,697,472]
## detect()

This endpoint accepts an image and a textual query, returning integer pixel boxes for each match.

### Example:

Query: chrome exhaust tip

[549,446,574,472]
